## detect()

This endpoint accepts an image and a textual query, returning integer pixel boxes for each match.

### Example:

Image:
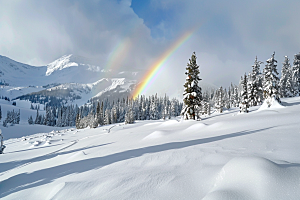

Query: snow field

[1,97,300,199]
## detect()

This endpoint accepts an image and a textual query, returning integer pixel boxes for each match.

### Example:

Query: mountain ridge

[0,54,139,106]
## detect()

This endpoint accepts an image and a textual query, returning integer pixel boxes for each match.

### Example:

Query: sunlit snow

[1,97,300,199]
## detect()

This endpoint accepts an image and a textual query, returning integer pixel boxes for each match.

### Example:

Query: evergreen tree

[247,73,260,107]
[224,88,230,109]
[41,115,46,125]
[233,86,239,107]
[3,119,7,127]
[28,115,34,125]
[34,109,40,124]
[0,105,2,121]
[97,102,104,126]
[240,74,249,113]
[16,110,20,124]
[150,95,158,120]
[292,52,300,96]
[125,106,135,124]
[56,107,62,127]
[104,109,111,125]
[182,52,202,120]
[202,101,211,115]
[251,56,264,104]
[214,87,224,113]
[45,106,52,126]
[263,52,280,105]
[279,56,294,97]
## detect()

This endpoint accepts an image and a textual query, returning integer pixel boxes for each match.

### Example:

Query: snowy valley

[1,96,300,199]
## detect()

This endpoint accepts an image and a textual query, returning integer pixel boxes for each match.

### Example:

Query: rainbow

[105,38,132,72]
[132,29,196,99]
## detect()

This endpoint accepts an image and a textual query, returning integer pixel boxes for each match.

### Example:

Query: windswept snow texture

[1,97,300,199]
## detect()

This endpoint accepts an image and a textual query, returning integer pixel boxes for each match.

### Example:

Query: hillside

[1,97,300,199]
[0,55,139,106]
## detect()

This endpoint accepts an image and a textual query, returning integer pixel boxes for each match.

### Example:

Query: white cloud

[1,0,300,97]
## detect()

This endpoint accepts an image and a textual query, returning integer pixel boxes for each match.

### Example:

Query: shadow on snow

[0,127,272,198]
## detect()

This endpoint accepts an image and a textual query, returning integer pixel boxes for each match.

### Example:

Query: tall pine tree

[263,52,280,106]
[182,52,202,120]
[279,56,293,97]
[292,52,300,96]
[240,74,249,113]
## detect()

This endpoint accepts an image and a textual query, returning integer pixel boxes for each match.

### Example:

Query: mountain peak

[46,54,78,76]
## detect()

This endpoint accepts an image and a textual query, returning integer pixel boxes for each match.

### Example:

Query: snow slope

[1,97,300,199]
[0,54,139,105]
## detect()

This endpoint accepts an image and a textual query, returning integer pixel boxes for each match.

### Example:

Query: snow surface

[1,97,300,199]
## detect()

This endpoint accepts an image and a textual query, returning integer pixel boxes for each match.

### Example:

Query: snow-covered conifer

[35,109,40,124]
[125,106,135,124]
[3,119,7,127]
[150,95,158,120]
[202,101,210,115]
[56,107,62,127]
[251,56,263,104]
[224,88,230,109]
[28,116,34,125]
[181,52,202,120]
[75,113,80,129]
[233,86,239,107]
[104,109,111,125]
[214,87,224,113]
[247,73,260,107]
[292,52,300,96]
[263,52,280,106]
[279,56,294,97]
[240,74,249,113]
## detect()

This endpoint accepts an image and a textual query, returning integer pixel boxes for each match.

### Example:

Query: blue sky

[131,0,178,39]
[0,0,300,97]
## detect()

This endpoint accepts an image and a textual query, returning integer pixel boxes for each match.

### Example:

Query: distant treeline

[28,94,183,129]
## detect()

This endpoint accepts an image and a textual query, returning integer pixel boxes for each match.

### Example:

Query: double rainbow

[132,28,196,99]
[105,37,132,72]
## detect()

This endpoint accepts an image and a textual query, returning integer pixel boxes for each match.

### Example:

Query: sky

[1,0,300,97]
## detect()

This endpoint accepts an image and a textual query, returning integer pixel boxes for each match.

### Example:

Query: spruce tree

[263,52,280,106]
[98,101,104,126]
[247,73,260,107]
[240,74,249,113]
[35,109,40,124]
[75,113,80,129]
[214,87,224,113]
[292,52,300,96]
[28,116,34,125]
[182,52,202,120]
[279,56,293,97]
[251,56,263,104]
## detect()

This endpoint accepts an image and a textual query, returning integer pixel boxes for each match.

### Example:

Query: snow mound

[184,123,207,132]
[46,182,66,200]
[207,122,224,130]
[258,97,285,111]
[158,120,180,127]
[30,141,41,147]
[67,151,87,161]
[142,130,170,140]
[203,156,300,200]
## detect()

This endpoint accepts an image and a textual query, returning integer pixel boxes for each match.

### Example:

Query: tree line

[27,95,182,129]
[182,51,300,119]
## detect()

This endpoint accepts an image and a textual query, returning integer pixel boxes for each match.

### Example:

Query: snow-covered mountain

[0,55,139,105]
